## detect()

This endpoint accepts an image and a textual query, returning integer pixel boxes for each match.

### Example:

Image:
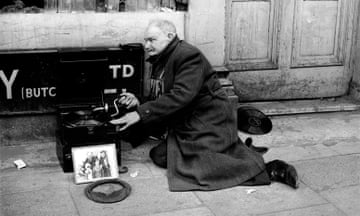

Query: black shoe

[266,160,299,189]
[245,137,269,155]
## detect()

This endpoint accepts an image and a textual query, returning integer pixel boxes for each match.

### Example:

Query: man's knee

[149,142,167,168]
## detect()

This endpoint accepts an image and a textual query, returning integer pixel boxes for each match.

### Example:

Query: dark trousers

[121,123,168,168]
[121,123,167,147]
[149,140,167,168]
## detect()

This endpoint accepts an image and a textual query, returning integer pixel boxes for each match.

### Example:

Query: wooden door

[226,0,359,101]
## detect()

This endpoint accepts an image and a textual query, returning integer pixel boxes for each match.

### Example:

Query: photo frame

[72,143,119,184]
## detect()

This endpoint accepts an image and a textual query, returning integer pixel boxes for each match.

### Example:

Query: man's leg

[244,137,268,155]
[240,169,271,186]
[147,138,298,189]
[149,141,167,168]
[120,124,149,147]
[121,123,166,147]
[241,160,299,189]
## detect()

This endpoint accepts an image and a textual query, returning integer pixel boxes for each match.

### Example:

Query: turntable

[55,44,144,172]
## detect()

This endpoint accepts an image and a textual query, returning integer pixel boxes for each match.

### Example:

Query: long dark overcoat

[137,37,267,191]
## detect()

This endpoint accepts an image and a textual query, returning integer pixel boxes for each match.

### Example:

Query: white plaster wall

[186,0,226,66]
[0,12,185,49]
[350,4,360,100]
[0,2,225,65]
[353,17,360,82]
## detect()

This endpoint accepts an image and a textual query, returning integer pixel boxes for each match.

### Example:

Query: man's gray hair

[148,19,177,34]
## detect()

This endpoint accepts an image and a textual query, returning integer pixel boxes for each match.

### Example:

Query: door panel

[226,0,280,70]
[292,0,346,67]
[226,0,358,101]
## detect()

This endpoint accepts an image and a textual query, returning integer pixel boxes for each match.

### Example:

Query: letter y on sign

[0,69,19,99]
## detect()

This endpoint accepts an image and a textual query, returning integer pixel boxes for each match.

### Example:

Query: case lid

[56,44,144,107]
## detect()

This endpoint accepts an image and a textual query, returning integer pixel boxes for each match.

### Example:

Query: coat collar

[147,36,180,64]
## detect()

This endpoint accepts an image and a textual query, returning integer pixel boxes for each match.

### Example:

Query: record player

[55,44,144,172]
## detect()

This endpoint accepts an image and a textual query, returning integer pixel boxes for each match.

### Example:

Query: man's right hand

[110,111,141,131]
[118,92,140,109]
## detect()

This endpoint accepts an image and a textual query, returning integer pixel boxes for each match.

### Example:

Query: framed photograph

[71,143,119,184]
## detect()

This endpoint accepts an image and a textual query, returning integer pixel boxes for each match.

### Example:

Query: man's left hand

[110,111,141,131]
[118,92,140,109]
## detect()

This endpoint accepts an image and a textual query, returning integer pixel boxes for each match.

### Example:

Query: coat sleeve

[136,48,206,124]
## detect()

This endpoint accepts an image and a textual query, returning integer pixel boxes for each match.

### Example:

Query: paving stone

[0,187,78,216]
[1,111,360,216]
[326,138,360,155]
[258,99,360,115]
[263,144,339,162]
[239,112,360,149]
[0,142,59,169]
[321,185,360,216]
[146,207,215,216]
[258,204,346,216]
[69,176,202,216]
[195,183,327,216]
[0,167,70,195]
[118,162,154,181]
[294,155,360,192]
[122,139,159,163]
[145,162,167,177]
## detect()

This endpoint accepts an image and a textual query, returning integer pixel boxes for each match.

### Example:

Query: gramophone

[55,44,144,172]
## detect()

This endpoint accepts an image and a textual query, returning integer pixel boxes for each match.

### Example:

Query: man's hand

[110,111,141,131]
[118,92,140,109]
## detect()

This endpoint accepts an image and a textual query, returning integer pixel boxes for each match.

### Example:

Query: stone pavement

[1,111,360,216]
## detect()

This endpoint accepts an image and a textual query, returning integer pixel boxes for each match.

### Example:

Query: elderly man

[110,19,298,191]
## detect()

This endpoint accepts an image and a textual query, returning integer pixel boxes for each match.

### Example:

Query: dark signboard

[0,49,58,113]
[0,44,144,114]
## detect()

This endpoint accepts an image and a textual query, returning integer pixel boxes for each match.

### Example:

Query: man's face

[144,25,173,56]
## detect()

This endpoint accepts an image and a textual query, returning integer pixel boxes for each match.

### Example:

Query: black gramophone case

[55,44,144,172]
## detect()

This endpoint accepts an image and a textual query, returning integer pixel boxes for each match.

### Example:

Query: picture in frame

[71,143,119,184]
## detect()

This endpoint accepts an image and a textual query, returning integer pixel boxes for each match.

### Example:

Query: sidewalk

[1,111,360,216]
